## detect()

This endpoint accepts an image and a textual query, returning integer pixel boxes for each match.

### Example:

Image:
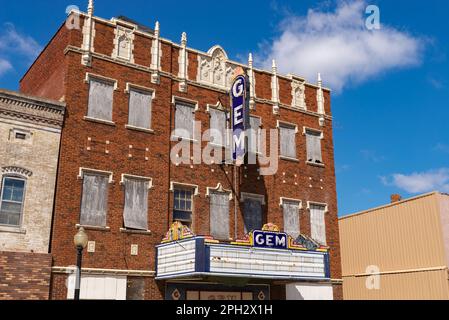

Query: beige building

[339,192,449,300]
[0,89,65,253]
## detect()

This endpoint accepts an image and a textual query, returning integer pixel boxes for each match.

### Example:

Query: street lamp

[73,227,88,300]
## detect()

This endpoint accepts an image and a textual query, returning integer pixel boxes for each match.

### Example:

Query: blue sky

[0,0,448,216]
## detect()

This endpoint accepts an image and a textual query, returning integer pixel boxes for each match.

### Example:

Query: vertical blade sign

[231,75,248,163]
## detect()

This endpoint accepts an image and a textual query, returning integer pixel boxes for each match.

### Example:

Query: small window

[209,109,227,147]
[174,103,195,140]
[0,177,26,227]
[173,188,193,227]
[310,204,327,245]
[279,124,297,159]
[248,116,261,154]
[306,129,323,164]
[87,78,114,122]
[15,132,27,140]
[128,89,153,130]
[243,198,263,234]
[209,191,230,240]
[123,177,150,231]
[282,199,301,239]
[80,173,109,227]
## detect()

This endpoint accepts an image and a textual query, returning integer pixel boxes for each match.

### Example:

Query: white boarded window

[128,89,152,130]
[80,173,109,227]
[280,124,297,159]
[248,116,261,154]
[123,177,149,231]
[306,130,323,164]
[88,79,114,122]
[209,109,227,147]
[243,198,263,234]
[174,103,195,140]
[282,200,301,239]
[210,191,230,240]
[310,204,326,245]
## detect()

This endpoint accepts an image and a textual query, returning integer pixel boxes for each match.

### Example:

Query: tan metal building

[339,192,449,300]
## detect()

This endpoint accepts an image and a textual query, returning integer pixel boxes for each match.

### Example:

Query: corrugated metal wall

[343,270,449,300]
[339,193,449,300]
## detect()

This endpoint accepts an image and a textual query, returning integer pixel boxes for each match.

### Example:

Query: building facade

[0,89,65,300]
[340,192,449,300]
[19,2,342,300]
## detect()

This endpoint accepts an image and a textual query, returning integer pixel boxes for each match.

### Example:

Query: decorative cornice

[0,90,65,128]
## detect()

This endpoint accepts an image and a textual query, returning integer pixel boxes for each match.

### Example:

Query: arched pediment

[207,45,228,60]
[1,166,33,178]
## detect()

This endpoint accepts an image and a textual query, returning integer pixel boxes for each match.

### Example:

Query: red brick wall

[21,16,341,299]
[0,251,52,300]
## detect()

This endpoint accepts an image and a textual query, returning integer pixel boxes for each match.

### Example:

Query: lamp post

[73,227,88,300]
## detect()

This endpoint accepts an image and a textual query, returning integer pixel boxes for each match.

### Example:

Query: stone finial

[181,32,187,47]
[88,0,94,16]
[154,21,160,37]
[248,53,253,67]
[318,73,322,87]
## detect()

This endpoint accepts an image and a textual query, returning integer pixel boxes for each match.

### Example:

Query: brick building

[19,1,342,300]
[0,89,65,300]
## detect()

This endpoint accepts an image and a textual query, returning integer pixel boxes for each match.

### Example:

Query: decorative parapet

[197,45,238,91]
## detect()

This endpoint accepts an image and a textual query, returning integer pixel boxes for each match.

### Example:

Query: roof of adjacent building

[339,191,449,220]
[0,89,65,128]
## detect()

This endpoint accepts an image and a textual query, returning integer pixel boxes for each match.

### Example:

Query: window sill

[171,136,199,143]
[76,224,111,232]
[280,156,300,163]
[125,125,155,134]
[84,116,116,127]
[120,228,152,235]
[0,226,26,234]
[306,161,325,168]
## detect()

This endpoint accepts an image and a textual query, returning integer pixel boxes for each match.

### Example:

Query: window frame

[125,84,155,132]
[277,120,299,161]
[280,197,303,239]
[84,73,118,125]
[173,187,194,227]
[303,127,324,166]
[207,105,229,148]
[0,175,27,228]
[120,174,153,232]
[307,201,328,246]
[172,96,199,142]
[78,168,114,229]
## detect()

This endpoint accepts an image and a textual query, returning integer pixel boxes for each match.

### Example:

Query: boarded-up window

[123,177,149,231]
[310,204,326,245]
[174,103,195,139]
[306,130,323,164]
[210,191,230,240]
[80,173,109,227]
[128,89,152,129]
[283,200,300,239]
[0,177,26,227]
[280,124,297,159]
[210,109,227,146]
[243,198,263,233]
[87,79,114,122]
[248,116,261,154]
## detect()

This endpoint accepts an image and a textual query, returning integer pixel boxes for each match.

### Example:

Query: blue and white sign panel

[253,230,288,250]
[231,75,248,162]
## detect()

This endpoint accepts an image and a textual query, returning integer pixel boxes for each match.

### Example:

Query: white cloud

[382,168,449,194]
[0,59,13,76]
[0,23,41,59]
[260,0,425,92]
[0,23,41,78]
